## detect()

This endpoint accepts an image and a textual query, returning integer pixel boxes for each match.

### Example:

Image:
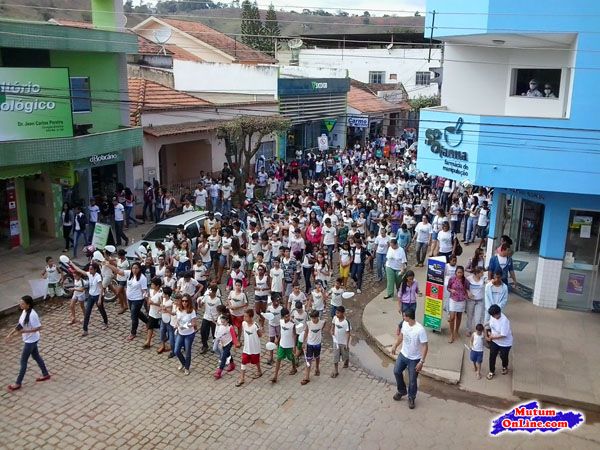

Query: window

[186,222,200,239]
[70,77,92,113]
[389,73,397,81]
[415,71,431,85]
[511,68,561,98]
[369,71,385,84]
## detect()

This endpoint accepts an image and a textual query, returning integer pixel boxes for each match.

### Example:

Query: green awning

[0,163,45,180]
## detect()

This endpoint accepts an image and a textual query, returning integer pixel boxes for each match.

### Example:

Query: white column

[532,257,562,308]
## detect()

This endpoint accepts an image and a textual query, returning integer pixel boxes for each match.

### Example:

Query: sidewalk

[362,263,600,411]
[0,223,153,316]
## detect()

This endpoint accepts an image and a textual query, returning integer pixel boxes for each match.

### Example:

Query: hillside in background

[0,1,424,37]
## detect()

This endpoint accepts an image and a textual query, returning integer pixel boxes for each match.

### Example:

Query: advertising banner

[0,67,73,142]
[347,116,369,128]
[423,296,443,330]
[425,282,444,300]
[426,257,446,285]
[91,223,111,249]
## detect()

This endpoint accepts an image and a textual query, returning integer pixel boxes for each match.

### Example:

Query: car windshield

[143,224,179,241]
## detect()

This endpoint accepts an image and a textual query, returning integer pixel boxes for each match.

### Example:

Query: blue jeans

[154,206,163,223]
[128,299,148,336]
[211,197,219,213]
[73,230,87,257]
[142,201,153,222]
[375,253,387,280]
[221,199,231,216]
[160,321,175,350]
[218,342,233,370]
[465,217,477,243]
[16,341,49,385]
[174,332,196,370]
[394,353,420,400]
[87,222,96,244]
[350,262,365,290]
[83,294,108,332]
[125,205,139,226]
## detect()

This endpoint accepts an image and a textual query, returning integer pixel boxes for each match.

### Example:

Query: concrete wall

[128,64,174,88]
[173,60,277,96]
[278,48,441,99]
[162,139,213,185]
[279,65,348,79]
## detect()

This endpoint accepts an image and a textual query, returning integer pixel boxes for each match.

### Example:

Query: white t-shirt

[245,183,255,199]
[311,289,325,311]
[177,278,199,297]
[114,203,125,222]
[228,291,248,317]
[19,309,41,343]
[194,188,207,207]
[266,304,282,326]
[279,319,295,348]
[202,293,221,322]
[414,222,433,243]
[306,319,326,346]
[221,184,233,200]
[270,267,284,292]
[193,264,208,282]
[116,258,130,282]
[478,208,489,227]
[385,247,407,271]
[467,275,485,300]
[472,333,484,352]
[489,313,513,347]
[375,235,390,254]
[125,272,147,301]
[45,265,61,284]
[437,230,453,253]
[176,310,197,335]
[400,321,428,360]
[329,287,344,307]
[148,289,162,319]
[322,225,337,245]
[89,205,100,222]
[161,297,173,323]
[332,316,350,346]
[85,272,102,296]
[242,321,261,355]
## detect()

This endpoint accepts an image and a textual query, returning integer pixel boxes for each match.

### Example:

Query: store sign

[312,81,328,90]
[90,153,118,165]
[278,78,350,96]
[0,68,73,142]
[347,116,369,128]
[424,117,470,178]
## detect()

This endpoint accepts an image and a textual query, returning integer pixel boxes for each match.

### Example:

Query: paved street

[2,291,600,449]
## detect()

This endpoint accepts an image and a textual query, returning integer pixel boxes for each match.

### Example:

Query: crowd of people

[7,136,515,409]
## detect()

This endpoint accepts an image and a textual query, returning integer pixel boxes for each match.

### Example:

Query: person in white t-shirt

[271,308,298,383]
[245,179,256,200]
[237,309,263,387]
[145,277,163,349]
[198,285,221,354]
[300,310,326,385]
[374,228,390,282]
[174,294,198,376]
[194,183,208,210]
[5,296,51,391]
[391,309,428,409]
[412,216,432,267]
[331,306,351,378]
[485,305,513,380]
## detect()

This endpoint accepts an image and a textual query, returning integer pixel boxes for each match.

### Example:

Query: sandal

[235,380,245,387]
[486,372,494,380]
[330,372,339,378]
[289,368,298,375]
[315,369,320,376]
[252,372,263,379]
[36,375,51,382]
[301,379,310,385]
[270,377,277,383]
[7,384,21,392]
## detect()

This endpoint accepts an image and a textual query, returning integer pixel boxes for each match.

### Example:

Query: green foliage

[240,0,262,49]
[217,116,290,197]
[408,95,440,111]
[124,0,134,14]
[261,3,280,55]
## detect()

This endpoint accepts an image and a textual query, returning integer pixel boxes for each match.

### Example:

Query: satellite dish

[287,38,303,49]
[153,27,172,45]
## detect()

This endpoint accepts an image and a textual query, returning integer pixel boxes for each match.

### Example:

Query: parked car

[124,211,217,262]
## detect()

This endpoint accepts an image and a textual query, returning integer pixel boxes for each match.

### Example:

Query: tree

[217,116,290,201]
[261,3,280,55]
[362,10,370,24]
[124,0,134,13]
[336,9,349,17]
[240,0,262,49]
[408,95,440,111]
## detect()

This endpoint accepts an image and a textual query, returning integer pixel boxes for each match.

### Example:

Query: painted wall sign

[90,153,118,165]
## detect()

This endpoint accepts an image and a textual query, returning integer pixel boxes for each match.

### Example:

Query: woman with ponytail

[5,296,51,392]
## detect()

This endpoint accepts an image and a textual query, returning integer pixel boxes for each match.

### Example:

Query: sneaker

[214,368,223,380]
[177,364,184,372]
[200,346,208,354]
[167,353,175,359]
[408,398,415,409]
[226,362,236,372]
[357,289,362,294]
[183,369,190,376]
[393,392,404,401]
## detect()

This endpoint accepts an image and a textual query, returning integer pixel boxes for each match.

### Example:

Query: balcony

[416,108,600,196]
[0,127,142,167]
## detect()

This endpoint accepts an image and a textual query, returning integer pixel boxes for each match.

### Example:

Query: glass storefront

[558,210,600,311]
[499,195,544,297]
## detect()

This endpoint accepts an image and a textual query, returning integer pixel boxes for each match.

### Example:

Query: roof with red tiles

[128,78,213,126]
[348,85,410,114]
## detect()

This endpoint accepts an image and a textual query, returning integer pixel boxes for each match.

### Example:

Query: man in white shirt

[486,305,513,380]
[412,216,432,267]
[383,239,407,299]
[221,183,233,216]
[88,198,100,244]
[321,218,337,266]
[194,183,208,211]
[374,228,390,282]
[113,197,129,246]
[391,309,428,409]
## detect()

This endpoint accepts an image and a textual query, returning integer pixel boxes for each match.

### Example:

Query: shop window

[415,71,431,85]
[511,68,561,98]
[70,77,92,113]
[369,71,385,84]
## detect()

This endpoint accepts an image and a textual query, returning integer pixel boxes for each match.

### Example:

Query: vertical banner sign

[6,180,20,248]
[91,222,111,249]
[424,256,446,331]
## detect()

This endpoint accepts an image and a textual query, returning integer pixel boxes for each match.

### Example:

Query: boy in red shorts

[237,309,263,387]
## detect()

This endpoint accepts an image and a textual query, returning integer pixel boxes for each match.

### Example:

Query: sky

[253,1,426,15]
